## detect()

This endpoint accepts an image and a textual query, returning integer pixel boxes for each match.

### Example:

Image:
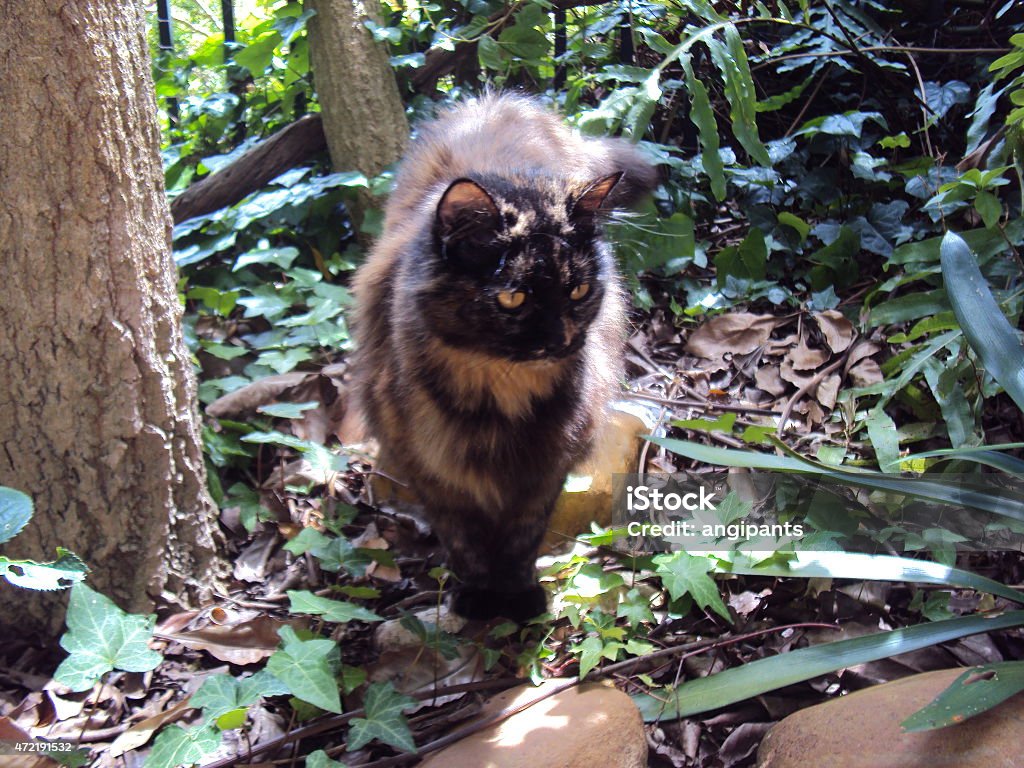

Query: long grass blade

[716,551,1024,604]
[633,611,1024,721]
[941,231,1024,412]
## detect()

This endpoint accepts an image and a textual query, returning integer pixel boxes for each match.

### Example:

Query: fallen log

[170,112,328,224]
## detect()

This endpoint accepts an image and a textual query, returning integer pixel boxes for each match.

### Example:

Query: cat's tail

[583,136,659,209]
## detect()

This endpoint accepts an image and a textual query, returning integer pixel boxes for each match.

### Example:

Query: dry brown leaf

[234,532,278,582]
[163,616,307,665]
[107,697,193,758]
[754,365,787,396]
[7,692,49,732]
[816,374,841,410]
[779,359,818,388]
[728,588,771,618]
[261,456,339,490]
[0,717,58,768]
[788,337,830,371]
[368,562,403,582]
[155,611,200,635]
[352,523,389,550]
[282,371,348,445]
[804,400,825,425]
[647,454,677,473]
[814,310,855,353]
[371,605,479,708]
[766,332,799,354]
[846,339,882,368]
[732,348,765,378]
[206,365,359,446]
[848,359,884,387]
[206,372,310,418]
[685,313,781,358]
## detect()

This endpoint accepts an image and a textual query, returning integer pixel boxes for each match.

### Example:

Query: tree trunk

[0,0,224,639]
[306,0,409,226]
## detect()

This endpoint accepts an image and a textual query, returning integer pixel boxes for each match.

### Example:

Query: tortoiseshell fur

[351,93,655,620]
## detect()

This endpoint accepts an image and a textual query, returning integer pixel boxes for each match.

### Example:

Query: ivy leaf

[256,401,320,419]
[617,589,656,628]
[287,590,383,623]
[266,626,342,713]
[347,681,418,754]
[715,227,767,287]
[341,664,367,695]
[191,672,286,726]
[307,750,349,768]
[576,635,605,678]
[398,615,463,660]
[146,725,221,768]
[2,548,87,591]
[54,583,161,692]
[309,535,373,576]
[654,552,731,622]
[238,669,291,703]
[0,485,33,545]
[191,676,243,723]
[283,527,331,555]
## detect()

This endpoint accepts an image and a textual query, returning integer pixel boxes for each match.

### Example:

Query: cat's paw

[451,584,547,622]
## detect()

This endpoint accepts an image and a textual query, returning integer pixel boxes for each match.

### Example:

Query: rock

[419,679,648,768]
[758,668,1024,768]
[544,403,653,550]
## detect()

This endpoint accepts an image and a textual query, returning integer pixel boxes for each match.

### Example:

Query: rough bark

[306,0,409,225]
[0,0,224,638]
[171,113,328,224]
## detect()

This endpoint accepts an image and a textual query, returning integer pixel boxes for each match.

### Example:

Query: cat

[351,92,656,621]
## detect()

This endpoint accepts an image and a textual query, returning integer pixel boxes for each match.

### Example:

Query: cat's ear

[571,172,623,218]
[436,179,500,239]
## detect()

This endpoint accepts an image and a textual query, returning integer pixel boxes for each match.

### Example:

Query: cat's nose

[544,328,582,357]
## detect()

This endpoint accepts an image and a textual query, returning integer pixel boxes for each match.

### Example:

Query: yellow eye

[497,290,526,310]
[570,283,590,300]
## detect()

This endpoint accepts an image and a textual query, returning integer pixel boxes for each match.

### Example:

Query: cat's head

[416,173,621,362]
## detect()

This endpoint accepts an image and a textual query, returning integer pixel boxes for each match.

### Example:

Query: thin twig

[599,620,839,680]
[777,352,851,438]
[785,69,829,137]
[197,678,524,768]
[904,51,935,158]
[626,389,783,416]
[754,45,1008,69]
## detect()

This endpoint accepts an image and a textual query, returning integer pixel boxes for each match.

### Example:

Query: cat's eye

[497,289,526,310]
[569,283,590,301]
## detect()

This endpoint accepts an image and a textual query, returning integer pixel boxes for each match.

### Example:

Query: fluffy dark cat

[352,93,655,621]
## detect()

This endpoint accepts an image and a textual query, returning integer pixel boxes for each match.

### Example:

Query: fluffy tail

[590,136,659,208]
